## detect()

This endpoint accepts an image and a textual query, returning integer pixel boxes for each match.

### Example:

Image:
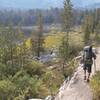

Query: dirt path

[55,48,100,100]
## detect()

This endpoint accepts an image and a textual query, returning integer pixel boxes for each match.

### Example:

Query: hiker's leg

[87,65,92,82]
[83,65,87,80]
[84,69,86,75]
[87,72,91,82]
[84,69,86,80]
[87,73,90,79]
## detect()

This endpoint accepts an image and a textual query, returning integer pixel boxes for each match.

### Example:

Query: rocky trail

[55,48,100,100]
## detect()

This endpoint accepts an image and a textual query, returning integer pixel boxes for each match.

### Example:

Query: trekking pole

[93,59,96,73]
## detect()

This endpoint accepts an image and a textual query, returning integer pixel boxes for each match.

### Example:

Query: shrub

[0,80,16,99]
[0,63,7,80]
[42,70,64,95]
[14,95,24,100]
[24,60,46,76]
[12,70,49,99]
[62,59,78,78]
[90,71,100,100]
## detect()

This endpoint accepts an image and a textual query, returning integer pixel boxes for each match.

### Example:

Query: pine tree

[60,0,73,77]
[94,9,100,44]
[32,11,44,58]
[82,11,94,45]
[61,0,73,32]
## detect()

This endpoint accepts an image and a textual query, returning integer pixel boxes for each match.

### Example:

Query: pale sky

[0,0,100,9]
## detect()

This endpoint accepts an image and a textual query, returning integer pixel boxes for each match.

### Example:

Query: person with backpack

[82,45,96,82]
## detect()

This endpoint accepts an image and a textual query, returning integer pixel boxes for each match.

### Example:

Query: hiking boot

[87,78,90,82]
[84,76,86,80]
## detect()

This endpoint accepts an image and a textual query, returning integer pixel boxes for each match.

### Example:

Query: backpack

[83,46,93,62]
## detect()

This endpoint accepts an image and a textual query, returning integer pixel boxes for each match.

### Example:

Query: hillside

[0,0,100,99]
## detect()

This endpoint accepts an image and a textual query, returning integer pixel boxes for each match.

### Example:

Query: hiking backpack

[83,46,92,61]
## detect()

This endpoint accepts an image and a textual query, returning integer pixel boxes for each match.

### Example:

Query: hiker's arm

[93,52,96,60]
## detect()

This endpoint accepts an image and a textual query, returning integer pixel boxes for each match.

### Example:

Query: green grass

[90,71,100,100]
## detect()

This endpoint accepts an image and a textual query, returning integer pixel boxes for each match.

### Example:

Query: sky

[0,0,100,9]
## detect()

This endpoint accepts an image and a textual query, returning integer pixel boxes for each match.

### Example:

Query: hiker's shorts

[83,64,92,73]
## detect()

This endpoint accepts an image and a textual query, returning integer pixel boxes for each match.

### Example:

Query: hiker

[81,45,96,82]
